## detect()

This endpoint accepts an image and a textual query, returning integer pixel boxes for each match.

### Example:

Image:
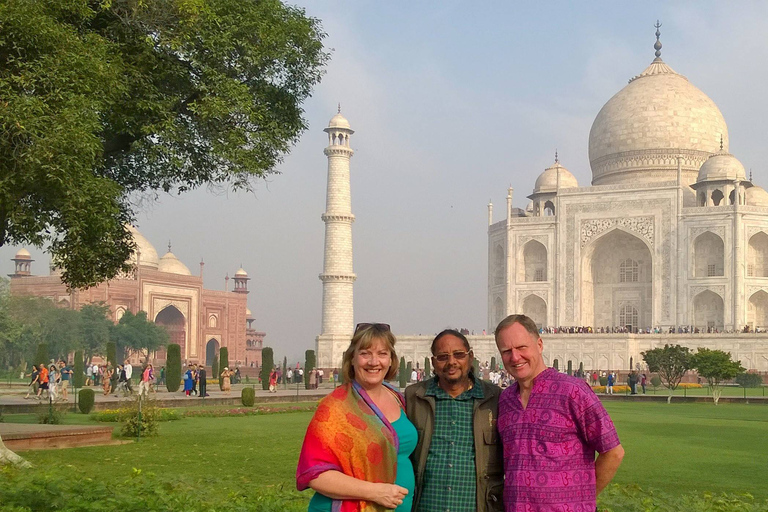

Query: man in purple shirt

[495,314,624,511]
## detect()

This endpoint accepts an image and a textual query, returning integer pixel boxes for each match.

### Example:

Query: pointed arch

[522,294,547,329]
[748,232,768,277]
[693,231,724,277]
[693,290,724,330]
[520,240,547,282]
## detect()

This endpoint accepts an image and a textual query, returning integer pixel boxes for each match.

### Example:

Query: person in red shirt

[37,363,49,400]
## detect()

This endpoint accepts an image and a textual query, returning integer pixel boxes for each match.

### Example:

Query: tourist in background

[221,367,233,395]
[197,364,207,397]
[606,371,615,394]
[59,360,72,401]
[184,364,195,396]
[269,367,278,392]
[23,365,39,399]
[123,359,134,395]
[139,364,153,396]
[297,323,416,512]
[641,373,647,394]
[102,365,113,396]
[85,364,93,386]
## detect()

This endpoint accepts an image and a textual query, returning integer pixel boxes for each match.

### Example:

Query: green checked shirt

[417,377,484,512]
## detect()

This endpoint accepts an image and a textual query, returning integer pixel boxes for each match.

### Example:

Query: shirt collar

[426,374,484,400]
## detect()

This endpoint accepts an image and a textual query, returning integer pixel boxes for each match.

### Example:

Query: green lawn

[2,401,768,510]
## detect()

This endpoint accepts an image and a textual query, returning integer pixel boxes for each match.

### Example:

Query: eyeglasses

[433,350,472,363]
[354,323,391,334]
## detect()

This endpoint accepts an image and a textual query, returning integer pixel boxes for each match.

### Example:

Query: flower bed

[183,405,316,418]
[591,385,631,394]
[91,408,181,422]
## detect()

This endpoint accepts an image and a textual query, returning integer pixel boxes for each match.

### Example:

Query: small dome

[328,112,351,129]
[126,225,159,269]
[697,151,746,182]
[533,162,579,193]
[235,267,248,277]
[246,308,254,319]
[14,248,32,259]
[158,251,192,276]
[747,186,768,207]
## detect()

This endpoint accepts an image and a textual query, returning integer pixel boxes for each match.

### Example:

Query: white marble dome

[14,248,31,259]
[746,185,768,207]
[534,162,579,193]
[589,57,728,186]
[126,225,159,269]
[328,113,351,130]
[697,151,746,182]
[158,251,192,275]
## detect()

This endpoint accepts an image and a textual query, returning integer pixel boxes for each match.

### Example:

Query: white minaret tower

[316,108,356,369]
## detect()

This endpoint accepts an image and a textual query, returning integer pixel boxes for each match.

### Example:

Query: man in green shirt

[405,329,504,512]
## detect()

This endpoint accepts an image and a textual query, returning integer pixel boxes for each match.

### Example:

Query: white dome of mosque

[588,30,728,187]
[158,250,192,275]
[746,185,768,207]
[235,267,248,277]
[697,150,746,183]
[126,225,159,269]
[533,160,579,193]
[14,248,32,259]
[328,112,351,130]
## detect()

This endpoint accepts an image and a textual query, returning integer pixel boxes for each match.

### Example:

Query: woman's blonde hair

[341,325,398,383]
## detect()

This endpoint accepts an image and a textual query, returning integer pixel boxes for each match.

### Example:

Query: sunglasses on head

[354,323,391,334]
[433,350,472,363]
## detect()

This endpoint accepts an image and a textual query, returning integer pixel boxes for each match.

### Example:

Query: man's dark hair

[430,329,471,355]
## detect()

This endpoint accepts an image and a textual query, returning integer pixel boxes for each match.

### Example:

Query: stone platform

[1,423,116,451]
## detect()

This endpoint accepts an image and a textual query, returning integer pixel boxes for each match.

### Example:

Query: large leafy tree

[0,0,329,288]
[79,304,112,364]
[691,348,744,405]
[109,310,169,362]
[642,344,693,403]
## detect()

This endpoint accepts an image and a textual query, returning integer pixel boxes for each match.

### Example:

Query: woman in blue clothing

[183,364,195,396]
[297,323,417,512]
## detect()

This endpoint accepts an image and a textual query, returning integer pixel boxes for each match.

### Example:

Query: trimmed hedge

[78,388,95,414]
[166,343,181,392]
[73,350,85,388]
[261,347,274,390]
[304,350,315,389]
[241,387,255,407]
[398,357,407,388]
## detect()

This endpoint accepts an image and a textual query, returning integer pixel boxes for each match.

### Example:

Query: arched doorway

[206,339,220,366]
[522,294,547,329]
[748,291,768,330]
[155,306,186,360]
[581,229,652,329]
[521,240,547,282]
[693,232,724,277]
[693,290,724,331]
[748,232,768,277]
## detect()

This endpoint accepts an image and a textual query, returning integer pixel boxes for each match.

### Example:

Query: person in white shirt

[124,360,134,394]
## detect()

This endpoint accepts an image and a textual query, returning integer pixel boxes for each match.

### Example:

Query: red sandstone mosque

[8,225,264,368]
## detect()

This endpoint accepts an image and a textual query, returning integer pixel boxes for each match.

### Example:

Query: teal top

[308,412,418,512]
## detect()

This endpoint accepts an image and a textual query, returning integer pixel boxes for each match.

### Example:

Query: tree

[260,348,274,391]
[110,310,169,362]
[165,343,181,392]
[304,350,316,390]
[282,356,287,389]
[106,342,117,368]
[406,361,413,381]
[490,356,497,372]
[735,372,763,388]
[0,0,329,289]
[79,304,111,364]
[691,348,745,405]
[424,357,431,378]
[73,350,85,389]
[642,344,693,403]
[211,354,219,384]
[219,347,229,390]
[34,343,49,368]
[398,357,407,389]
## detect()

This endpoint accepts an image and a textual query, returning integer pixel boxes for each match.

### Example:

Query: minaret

[317,108,356,369]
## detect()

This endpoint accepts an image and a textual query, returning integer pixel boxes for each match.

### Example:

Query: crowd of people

[539,324,766,334]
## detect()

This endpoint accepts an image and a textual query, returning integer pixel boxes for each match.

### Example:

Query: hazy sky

[3,2,768,363]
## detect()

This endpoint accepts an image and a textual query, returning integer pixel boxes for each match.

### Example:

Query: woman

[297,323,417,512]
[184,364,195,396]
[268,368,278,393]
[102,366,113,396]
[220,367,233,394]
[23,365,39,399]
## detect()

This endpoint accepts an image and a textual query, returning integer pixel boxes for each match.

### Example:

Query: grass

[2,401,768,507]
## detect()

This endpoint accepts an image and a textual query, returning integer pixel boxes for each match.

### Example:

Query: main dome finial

[654,20,663,58]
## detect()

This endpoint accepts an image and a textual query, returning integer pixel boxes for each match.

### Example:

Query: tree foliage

[79,304,112,363]
[110,310,169,361]
[73,350,85,388]
[260,347,274,390]
[642,344,693,403]
[0,0,329,288]
[398,356,407,389]
[735,372,763,388]
[304,350,315,390]
[165,343,181,392]
[691,348,744,405]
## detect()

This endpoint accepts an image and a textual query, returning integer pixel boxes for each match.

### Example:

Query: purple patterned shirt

[498,368,620,512]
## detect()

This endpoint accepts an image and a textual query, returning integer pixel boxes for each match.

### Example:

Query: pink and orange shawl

[296,381,404,512]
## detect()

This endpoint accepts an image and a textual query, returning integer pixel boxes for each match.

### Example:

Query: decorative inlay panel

[580,216,654,248]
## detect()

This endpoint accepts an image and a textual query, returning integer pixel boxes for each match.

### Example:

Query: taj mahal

[316,28,768,372]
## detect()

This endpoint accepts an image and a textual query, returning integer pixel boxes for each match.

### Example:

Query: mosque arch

[521,240,547,282]
[619,304,639,332]
[693,290,724,330]
[521,294,547,329]
[693,232,724,277]
[205,338,220,366]
[208,314,218,328]
[748,232,768,278]
[493,297,505,327]
[493,245,505,286]
[543,200,555,216]
[581,228,652,329]
[155,305,186,359]
[697,191,706,207]
[711,189,724,206]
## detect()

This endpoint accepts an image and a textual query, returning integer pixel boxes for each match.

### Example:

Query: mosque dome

[126,225,159,269]
[235,267,248,277]
[158,251,192,275]
[588,52,728,186]
[697,151,746,183]
[746,185,768,207]
[14,248,31,260]
[533,161,579,193]
[328,112,351,130]
[246,308,254,319]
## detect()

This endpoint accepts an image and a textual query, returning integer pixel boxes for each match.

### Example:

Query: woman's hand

[370,483,408,509]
